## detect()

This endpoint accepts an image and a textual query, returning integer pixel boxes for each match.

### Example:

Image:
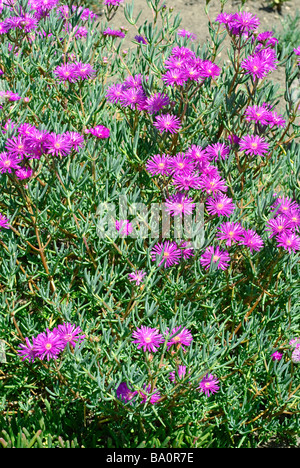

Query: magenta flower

[166,326,193,350]
[103,27,125,38]
[177,29,197,41]
[0,213,10,229]
[87,125,110,139]
[172,172,202,191]
[186,145,210,164]
[216,221,245,246]
[271,351,283,361]
[106,83,124,104]
[206,195,235,217]
[178,240,194,260]
[231,11,260,33]
[271,195,299,216]
[265,215,292,238]
[169,365,188,383]
[168,153,195,175]
[244,104,271,125]
[145,154,171,176]
[162,69,188,87]
[128,270,146,286]
[199,174,228,195]
[119,88,147,110]
[132,326,164,353]
[198,61,221,79]
[115,219,133,236]
[44,133,73,157]
[135,34,148,44]
[285,208,300,229]
[104,0,124,5]
[139,384,161,404]
[198,373,220,397]
[267,111,286,128]
[17,337,37,363]
[153,114,181,134]
[5,135,28,158]
[16,167,33,180]
[239,229,264,253]
[150,241,182,268]
[56,323,85,348]
[33,328,65,361]
[53,63,79,83]
[145,92,170,114]
[200,245,230,271]
[239,134,269,157]
[0,152,21,173]
[65,132,85,151]
[241,48,277,79]
[116,382,138,403]
[205,142,230,161]
[276,232,300,254]
[73,62,96,80]
[164,192,195,217]
[289,337,300,348]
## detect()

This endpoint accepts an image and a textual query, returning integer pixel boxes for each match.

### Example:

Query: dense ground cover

[0,0,299,448]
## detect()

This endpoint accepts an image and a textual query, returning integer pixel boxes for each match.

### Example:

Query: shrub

[0,0,299,448]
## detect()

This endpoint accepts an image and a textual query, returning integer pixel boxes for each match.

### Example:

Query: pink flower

[115,219,133,236]
[116,382,138,403]
[139,384,161,404]
[0,152,21,173]
[276,232,300,254]
[132,326,164,353]
[168,153,195,175]
[244,104,271,125]
[185,145,210,165]
[271,351,283,361]
[239,229,264,253]
[164,193,195,217]
[177,29,197,41]
[206,195,235,217]
[145,92,170,114]
[172,172,202,191]
[291,348,300,364]
[0,213,10,229]
[265,215,292,238]
[17,337,37,363]
[198,373,220,397]
[239,134,269,157]
[166,326,193,350]
[145,154,171,176]
[87,125,110,139]
[153,114,181,134]
[205,142,230,161]
[33,328,65,361]
[150,241,182,268]
[200,245,230,271]
[56,323,85,348]
[44,133,72,157]
[169,365,188,383]
[128,270,146,285]
[199,174,228,195]
[216,221,245,246]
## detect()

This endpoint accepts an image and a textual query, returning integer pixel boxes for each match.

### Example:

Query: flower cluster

[17,323,85,362]
[53,62,96,83]
[266,195,300,253]
[0,122,90,179]
[115,325,219,404]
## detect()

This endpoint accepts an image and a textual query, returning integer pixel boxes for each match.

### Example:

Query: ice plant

[150,241,182,268]
[198,374,220,397]
[153,114,181,134]
[200,245,230,271]
[166,326,193,350]
[132,326,164,353]
[33,329,65,361]
[239,134,269,157]
[164,192,195,217]
[128,270,146,285]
